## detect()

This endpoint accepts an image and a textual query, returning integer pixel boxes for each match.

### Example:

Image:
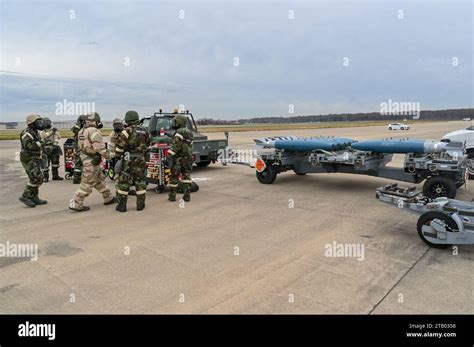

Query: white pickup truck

[442,125,474,179]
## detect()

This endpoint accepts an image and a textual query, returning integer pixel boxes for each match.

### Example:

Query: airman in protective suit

[19,114,48,207]
[69,112,116,212]
[167,114,193,202]
[114,110,151,212]
[71,115,87,184]
[40,117,63,182]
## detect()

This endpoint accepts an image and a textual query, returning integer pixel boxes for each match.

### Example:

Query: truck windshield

[155,117,173,132]
[141,118,150,129]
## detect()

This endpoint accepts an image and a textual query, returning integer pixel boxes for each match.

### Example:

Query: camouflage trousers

[20,153,43,199]
[168,158,192,196]
[71,158,113,208]
[115,158,147,207]
[41,146,61,177]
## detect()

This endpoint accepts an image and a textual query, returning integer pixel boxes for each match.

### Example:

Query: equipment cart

[376,183,474,248]
[145,142,199,194]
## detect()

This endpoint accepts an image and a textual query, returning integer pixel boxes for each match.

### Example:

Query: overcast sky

[0,0,472,121]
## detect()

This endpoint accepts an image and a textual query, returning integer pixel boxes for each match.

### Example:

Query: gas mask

[33,119,46,131]
[43,119,52,130]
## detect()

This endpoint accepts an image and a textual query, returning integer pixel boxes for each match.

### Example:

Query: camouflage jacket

[20,127,42,158]
[71,120,83,149]
[168,127,193,158]
[109,131,121,156]
[115,124,151,159]
[78,126,109,161]
[40,128,60,147]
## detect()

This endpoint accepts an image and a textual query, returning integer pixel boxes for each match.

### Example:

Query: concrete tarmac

[0,121,472,313]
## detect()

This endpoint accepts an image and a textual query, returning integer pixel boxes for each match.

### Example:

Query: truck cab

[141,110,228,167]
[442,125,474,178]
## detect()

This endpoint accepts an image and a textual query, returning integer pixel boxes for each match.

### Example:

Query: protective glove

[91,153,102,165]
[165,156,174,168]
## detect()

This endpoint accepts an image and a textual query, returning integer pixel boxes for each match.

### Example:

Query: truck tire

[388,127,392,130]
[256,165,277,184]
[196,160,211,168]
[416,211,457,249]
[422,176,456,199]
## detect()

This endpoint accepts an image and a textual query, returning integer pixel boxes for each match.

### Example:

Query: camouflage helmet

[125,110,139,124]
[26,113,41,125]
[87,112,101,122]
[84,112,100,127]
[112,118,123,126]
[175,114,187,127]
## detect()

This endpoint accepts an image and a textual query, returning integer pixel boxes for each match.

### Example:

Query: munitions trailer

[376,183,474,248]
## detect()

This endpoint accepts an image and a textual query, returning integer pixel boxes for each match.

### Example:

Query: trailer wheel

[423,176,456,199]
[293,170,306,176]
[256,165,277,184]
[196,160,211,168]
[417,211,458,249]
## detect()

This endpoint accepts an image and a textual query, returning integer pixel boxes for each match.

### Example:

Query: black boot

[32,196,47,205]
[168,187,176,202]
[73,174,81,184]
[20,185,38,207]
[137,195,145,211]
[43,171,49,183]
[19,196,36,207]
[32,187,47,205]
[52,167,64,180]
[115,193,127,212]
[183,189,191,202]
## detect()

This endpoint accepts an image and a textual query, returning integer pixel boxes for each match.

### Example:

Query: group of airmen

[19,110,194,212]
